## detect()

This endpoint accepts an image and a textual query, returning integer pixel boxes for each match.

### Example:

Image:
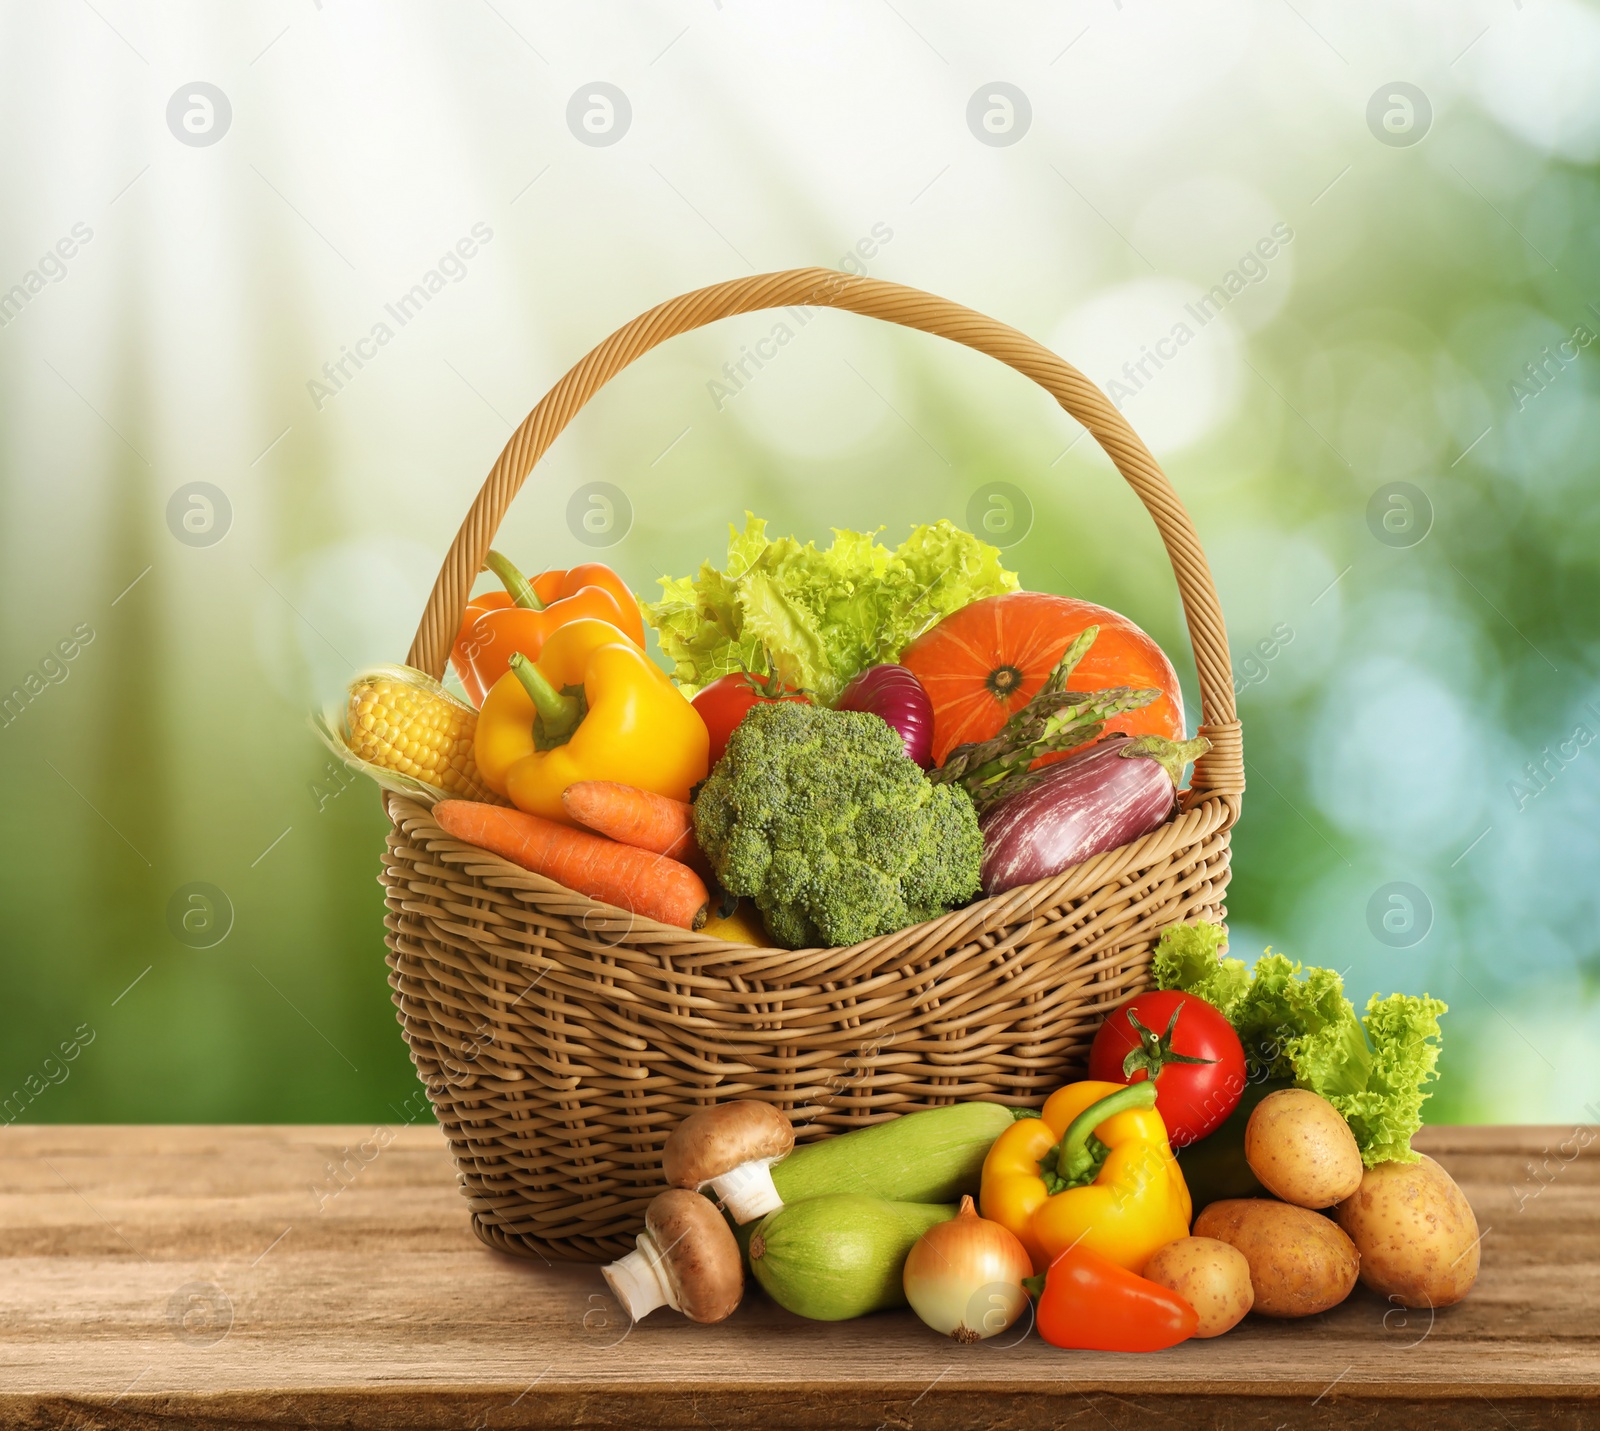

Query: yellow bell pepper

[980,1079,1191,1275]
[475,617,709,821]
[698,898,774,946]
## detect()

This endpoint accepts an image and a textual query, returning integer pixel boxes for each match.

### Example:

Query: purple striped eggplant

[978,733,1210,897]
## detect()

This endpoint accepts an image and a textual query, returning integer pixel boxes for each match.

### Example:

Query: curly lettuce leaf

[1329,992,1447,1167]
[644,514,1020,703]
[1153,922,1446,1166]
[645,565,761,692]
[1150,920,1249,1015]
[1228,953,1361,1083]
[733,569,828,690]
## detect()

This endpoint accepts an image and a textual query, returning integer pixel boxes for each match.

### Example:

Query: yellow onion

[902,1195,1032,1342]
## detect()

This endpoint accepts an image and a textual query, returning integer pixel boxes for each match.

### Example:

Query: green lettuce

[644,514,1020,704]
[1153,922,1447,1166]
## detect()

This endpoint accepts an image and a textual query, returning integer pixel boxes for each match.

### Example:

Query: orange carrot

[435,799,710,930]
[560,780,708,875]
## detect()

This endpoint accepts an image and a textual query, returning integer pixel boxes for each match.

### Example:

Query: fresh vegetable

[645,514,1020,706]
[980,1079,1191,1275]
[1089,989,1247,1148]
[1192,1198,1359,1318]
[692,668,810,769]
[692,701,982,949]
[663,1101,795,1224]
[1336,1155,1481,1308]
[902,1195,1032,1342]
[452,550,644,706]
[1245,1088,1363,1209]
[1023,1244,1198,1353]
[769,1102,1020,1208]
[561,780,706,875]
[697,899,774,946]
[929,628,1163,811]
[976,734,1208,897]
[601,1189,743,1324]
[747,1194,956,1321]
[835,665,936,768]
[434,800,710,930]
[900,591,1186,769]
[1153,922,1448,1167]
[475,618,709,821]
[1143,1237,1254,1338]
[1174,1077,1288,1210]
[335,666,500,802]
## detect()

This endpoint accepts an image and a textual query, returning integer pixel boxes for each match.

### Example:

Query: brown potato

[1336,1155,1480,1308]
[1193,1198,1359,1318]
[1143,1237,1254,1338]
[1245,1088,1363,1209]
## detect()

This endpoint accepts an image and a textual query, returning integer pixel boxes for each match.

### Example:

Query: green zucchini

[748,1194,955,1321]
[771,1102,1019,1205]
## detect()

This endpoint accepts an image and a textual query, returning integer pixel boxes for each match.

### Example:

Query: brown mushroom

[601,1189,743,1323]
[662,1101,795,1224]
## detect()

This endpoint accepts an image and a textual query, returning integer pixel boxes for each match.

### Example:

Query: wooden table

[1,1124,1593,1429]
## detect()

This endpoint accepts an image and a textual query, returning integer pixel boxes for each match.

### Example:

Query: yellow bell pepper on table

[475,618,710,822]
[980,1079,1191,1275]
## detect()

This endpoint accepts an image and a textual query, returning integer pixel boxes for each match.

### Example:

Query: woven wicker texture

[381,269,1244,1263]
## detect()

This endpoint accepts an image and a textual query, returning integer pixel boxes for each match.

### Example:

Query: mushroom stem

[710,1157,784,1224]
[602,1232,679,1321]
[663,1102,796,1225]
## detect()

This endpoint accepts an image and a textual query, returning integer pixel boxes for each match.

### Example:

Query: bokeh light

[1,1,1595,1127]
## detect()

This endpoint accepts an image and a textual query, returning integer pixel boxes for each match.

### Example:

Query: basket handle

[406,268,1243,802]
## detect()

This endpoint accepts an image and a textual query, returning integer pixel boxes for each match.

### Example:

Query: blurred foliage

[2,2,1598,1129]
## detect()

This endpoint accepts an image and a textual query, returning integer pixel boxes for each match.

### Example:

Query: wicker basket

[379,268,1245,1264]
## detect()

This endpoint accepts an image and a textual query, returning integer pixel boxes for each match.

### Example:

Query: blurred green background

[3,1,1597,1129]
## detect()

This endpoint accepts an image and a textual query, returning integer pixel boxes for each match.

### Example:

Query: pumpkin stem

[985,663,1025,699]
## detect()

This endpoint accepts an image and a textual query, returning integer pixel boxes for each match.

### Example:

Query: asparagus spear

[929,626,1159,812]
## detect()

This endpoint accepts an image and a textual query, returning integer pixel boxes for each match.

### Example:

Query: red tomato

[1088,990,1245,1148]
[692,672,810,768]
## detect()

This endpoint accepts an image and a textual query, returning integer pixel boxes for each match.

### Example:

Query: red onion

[978,734,1208,896]
[835,664,935,767]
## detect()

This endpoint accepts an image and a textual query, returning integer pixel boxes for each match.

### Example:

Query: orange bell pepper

[451,550,645,706]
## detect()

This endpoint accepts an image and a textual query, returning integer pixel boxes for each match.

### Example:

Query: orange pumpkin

[899,592,1185,769]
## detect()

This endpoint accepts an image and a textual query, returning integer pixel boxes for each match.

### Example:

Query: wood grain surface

[0,1123,1594,1430]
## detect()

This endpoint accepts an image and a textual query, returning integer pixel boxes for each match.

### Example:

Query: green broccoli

[693,701,983,949]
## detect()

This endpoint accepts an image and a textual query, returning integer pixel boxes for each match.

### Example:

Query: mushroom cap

[645,1189,744,1324]
[663,1100,795,1187]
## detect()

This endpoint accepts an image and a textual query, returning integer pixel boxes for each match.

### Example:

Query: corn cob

[345,671,491,800]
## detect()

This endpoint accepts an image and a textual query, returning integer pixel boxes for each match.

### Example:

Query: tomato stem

[1120,1004,1218,1083]
[735,646,804,699]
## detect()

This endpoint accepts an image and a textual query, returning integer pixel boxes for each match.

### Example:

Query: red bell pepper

[1024,1243,1197,1352]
